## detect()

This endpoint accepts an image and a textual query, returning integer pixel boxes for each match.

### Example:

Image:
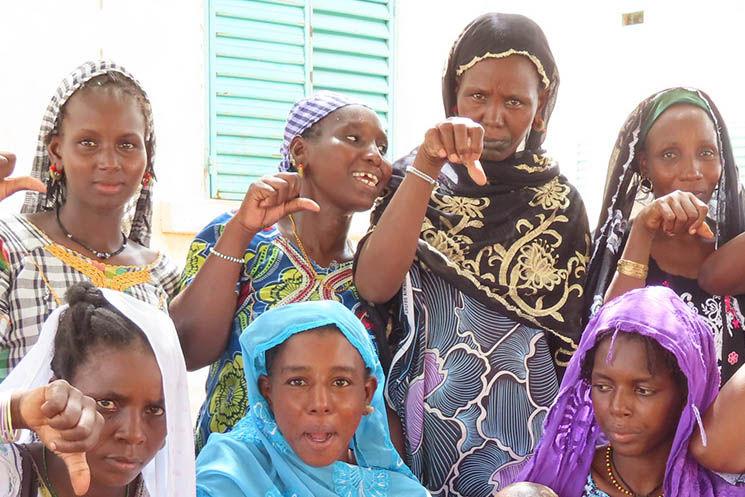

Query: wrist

[412,153,445,179]
[11,392,28,431]
[222,217,258,251]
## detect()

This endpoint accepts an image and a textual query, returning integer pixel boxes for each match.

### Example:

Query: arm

[355,118,486,303]
[690,364,745,473]
[698,232,745,296]
[170,173,318,370]
[604,190,712,303]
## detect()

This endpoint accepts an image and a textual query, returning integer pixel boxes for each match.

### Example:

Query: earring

[364,405,374,415]
[533,117,546,132]
[297,163,306,178]
[640,176,654,194]
[49,163,63,181]
[142,172,153,188]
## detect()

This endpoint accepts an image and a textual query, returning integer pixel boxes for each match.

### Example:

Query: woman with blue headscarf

[170,91,392,451]
[195,300,430,497]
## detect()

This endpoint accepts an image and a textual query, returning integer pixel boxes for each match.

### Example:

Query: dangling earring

[533,117,546,132]
[141,172,153,188]
[640,176,654,194]
[49,163,63,181]
[290,155,306,178]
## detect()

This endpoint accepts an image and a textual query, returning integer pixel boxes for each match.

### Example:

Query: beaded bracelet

[0,391,19,443]
[210,248,244,264]
[405,166,437,186]
[616,259,648,279]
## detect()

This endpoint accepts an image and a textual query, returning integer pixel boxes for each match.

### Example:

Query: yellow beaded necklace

[605,445,663,497]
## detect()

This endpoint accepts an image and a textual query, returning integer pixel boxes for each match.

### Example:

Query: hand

[637,190,714,239]
[234,172,320,234]
[0,152,46,201]
[18,381,104,496]
[416,117,486,186]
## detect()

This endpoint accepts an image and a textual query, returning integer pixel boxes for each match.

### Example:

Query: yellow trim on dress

[45,244,153,291]
[456,49,550,88]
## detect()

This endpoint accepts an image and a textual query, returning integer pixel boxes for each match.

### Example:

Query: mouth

[303,429,337,447]
[104,456,142,472]
[352,171,380,188]
[93,182,125,194]
[607,430,640,445]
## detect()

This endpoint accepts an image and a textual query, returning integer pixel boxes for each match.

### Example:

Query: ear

[289,135,309,168]
[638,151,650,177]
[47,136,63,169]
[258,375,273,410]
[533,88,550,128]
[363,374,377,408]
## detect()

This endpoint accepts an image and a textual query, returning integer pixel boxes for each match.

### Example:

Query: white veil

[0,289,196,497]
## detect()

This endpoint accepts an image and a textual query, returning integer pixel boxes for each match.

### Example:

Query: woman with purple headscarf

[170,91,392,451]
[519,286,743,496]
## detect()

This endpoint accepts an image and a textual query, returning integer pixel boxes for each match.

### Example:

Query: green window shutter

[207,0,395,200]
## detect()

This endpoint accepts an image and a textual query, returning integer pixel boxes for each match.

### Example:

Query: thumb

[464,159,487,186]
[59,452,91,496]
[284,197,320,215]
[696,221,715,240]
[4,176,47,197]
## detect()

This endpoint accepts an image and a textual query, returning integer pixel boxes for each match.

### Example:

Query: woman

[519,286,742,497]
[195,300,429,497]
[170,91,392,451]
[0,60,180,380]
[585,87,745,383]
[0,281,194,497]
[354,13,590,496]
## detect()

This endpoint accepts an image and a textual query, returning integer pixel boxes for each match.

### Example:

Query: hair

[580,330,687,396]
[264,325,372,378]
[45,72,155,208]
[51,281,150,381]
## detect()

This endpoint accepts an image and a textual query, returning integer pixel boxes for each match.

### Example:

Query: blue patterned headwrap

[278,91,366,172]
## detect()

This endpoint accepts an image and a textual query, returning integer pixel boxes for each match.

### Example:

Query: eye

[79,139,96,147]
[661,150,677,160]
[119,142,136,150]
[96,399,116,410]
[506,98,522,107]
[472,92,486,101]
[592,383,611,393]
[636,386,654,396]
[147,405,165,416]
[700,148,716,158]
[346,135,358,143]
[288,378,306,387]
[377,143,388,155]
[333,378,351,387]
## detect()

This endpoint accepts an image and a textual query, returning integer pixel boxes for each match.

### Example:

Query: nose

[364,141,384,166]
[307,384,332,415]
[609,388,633,417]
[679,155,706,182]
[97,144,120,170]
[116,408,147,445]
[481,101,505,128]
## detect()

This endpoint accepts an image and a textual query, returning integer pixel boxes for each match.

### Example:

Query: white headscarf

[0,289,195,497]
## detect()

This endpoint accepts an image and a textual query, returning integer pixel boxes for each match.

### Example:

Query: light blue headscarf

[195,300,430,497]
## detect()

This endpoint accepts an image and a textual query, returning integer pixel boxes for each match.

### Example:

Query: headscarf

[519,286,740,497]
[278,90,367,172]
[584,88,745,379]
[195,300,430,497]
[21,60,157,247]
[371,13,590,366]
[0,289,195,497]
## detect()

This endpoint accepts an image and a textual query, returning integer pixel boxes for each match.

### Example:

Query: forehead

[72,342,163,399]
[61,88,146,133]
[314,105,384,133]
[458,54,541,93]
[647,104,717,142]
[592,333,675,380]
[274,326,367,371]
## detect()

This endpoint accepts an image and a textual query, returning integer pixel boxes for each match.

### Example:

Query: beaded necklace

[56,207,127,260]
[288,213,353,293]
[605,445,663,497]
[42,445,131,497]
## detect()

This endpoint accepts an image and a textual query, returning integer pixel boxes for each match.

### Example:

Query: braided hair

[44,72,156,209]
[51,281,150,381]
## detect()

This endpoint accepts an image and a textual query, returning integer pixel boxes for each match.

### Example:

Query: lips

[93,181,126,194]
[104,455,143,473]
[351,171,380,188]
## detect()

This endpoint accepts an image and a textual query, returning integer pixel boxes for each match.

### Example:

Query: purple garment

[519,286,744,497]
[277,90,367,172]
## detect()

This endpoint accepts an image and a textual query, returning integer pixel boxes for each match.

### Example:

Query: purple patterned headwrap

[519,286,740,497]
[277,90,366,172]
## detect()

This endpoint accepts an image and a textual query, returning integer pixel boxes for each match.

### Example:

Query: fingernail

[449,154,459,162]
[438,149,446,158]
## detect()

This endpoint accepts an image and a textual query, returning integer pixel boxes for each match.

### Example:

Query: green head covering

[639,88,712,145]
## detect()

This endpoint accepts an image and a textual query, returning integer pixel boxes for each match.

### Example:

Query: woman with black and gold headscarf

[355,13,590,497]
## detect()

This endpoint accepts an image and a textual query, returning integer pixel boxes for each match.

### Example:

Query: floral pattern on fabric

[333,465,390,497]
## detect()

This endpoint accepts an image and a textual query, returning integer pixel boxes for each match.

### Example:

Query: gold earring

[364,405,374,415]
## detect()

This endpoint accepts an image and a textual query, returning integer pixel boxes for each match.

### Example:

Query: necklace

[288,214,353,293]
[56,207,127,260]
[605,445,663,497]
[42,445,130,497]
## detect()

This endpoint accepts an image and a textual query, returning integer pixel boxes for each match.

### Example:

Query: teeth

[352,172,379,187]
[309,433,332,442]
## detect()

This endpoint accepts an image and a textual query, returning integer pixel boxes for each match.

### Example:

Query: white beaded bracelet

[405,165,437,186]
[210,248,244,264]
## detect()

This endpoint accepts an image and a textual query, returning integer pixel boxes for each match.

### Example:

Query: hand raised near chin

[19,380,104,496]
[0,152,46,202]
[416,117,487,186]
[234,172,320,234]
[638,190,714,239]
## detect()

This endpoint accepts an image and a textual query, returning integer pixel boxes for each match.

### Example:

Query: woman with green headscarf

[585,87,745,384]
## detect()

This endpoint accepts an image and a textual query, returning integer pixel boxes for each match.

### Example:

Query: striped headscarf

[21,60,157,247]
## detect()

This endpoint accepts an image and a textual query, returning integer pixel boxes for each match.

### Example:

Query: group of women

[0,9,744,497]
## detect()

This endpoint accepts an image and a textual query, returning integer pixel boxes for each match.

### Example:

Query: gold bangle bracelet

[616,259,648,279]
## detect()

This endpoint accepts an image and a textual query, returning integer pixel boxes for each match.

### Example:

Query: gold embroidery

[45,244,152,291]
[456,49,550,88]
[514,156,553,173]
[528,176,570,210]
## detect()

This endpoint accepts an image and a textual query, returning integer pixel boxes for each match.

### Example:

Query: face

[639,104,722,202]
[71,341,166,487]
[258,327,377,467]
[590,334,684,459]
[48,88,148,211]
[292,105,392,212]
[455,55,547,162]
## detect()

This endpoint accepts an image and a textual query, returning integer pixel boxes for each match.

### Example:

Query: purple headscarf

[519,286,741,497]
[277,90,366,172]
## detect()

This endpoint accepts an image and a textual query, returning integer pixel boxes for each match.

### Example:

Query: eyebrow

[279,365,359,374]
[591,372,655,383]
